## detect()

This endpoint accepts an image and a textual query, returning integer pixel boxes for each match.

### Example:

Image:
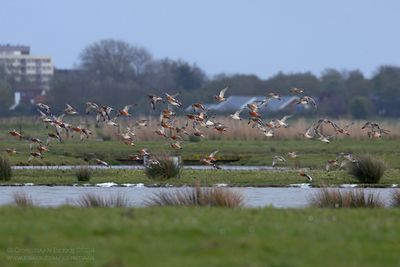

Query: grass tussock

[76,193,127,208]
[75,166,93,182]
[348,154,386,183]
[12,192,34,207]
[390,189,400,208]
[0,155,12,181]
[145,154,182,180]
[146,185,244,208]
[310,188,384,208]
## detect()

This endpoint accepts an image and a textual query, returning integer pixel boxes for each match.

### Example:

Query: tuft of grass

[76,193,127,208]
[348,154,386,183]
[310,188,384,208]
[390,189,400,207]
[145,154,182,180]
[0,155,12,181]
[75,166,93,182]
[12,192,34,207]
[146,184,244,208]
[188,135,201,142]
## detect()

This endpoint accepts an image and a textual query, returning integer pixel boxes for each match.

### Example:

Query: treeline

[1,39,400,118]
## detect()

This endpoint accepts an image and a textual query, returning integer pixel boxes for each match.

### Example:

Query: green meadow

[0,207,399,267]
[2,168,400,187]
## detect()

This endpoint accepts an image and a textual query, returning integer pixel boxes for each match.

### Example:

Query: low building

[0,44,54,91]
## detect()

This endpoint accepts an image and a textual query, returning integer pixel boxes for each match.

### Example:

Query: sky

[1,0,400,79]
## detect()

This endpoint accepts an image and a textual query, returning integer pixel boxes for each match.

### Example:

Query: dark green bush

[189,135,201,142]
[76,166,92,181]
[0,155,12,181]
[348,154,386,183]
[145,154,181,180]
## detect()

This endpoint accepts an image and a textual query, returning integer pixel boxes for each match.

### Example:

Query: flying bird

[272,155,286,167]
[289,87,304,94]
[297,96,317,109]
[214,86,229,102]
[229,109,244,120]
[5,148,17,155]
[95,159,110,167]
[28,152,43,162]
[64,104,78,115]
[299,171,313,182]
[148,94,163,110]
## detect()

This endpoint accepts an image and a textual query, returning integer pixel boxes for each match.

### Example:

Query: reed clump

[310,188,384,208]
[76,193,127,207]
[146,184,244,208]
[348,154,386,183]
[145,154,182,180]
[75,166,93,182]
[12,192,34,207]
[390,189,400,208]
[0,155,12,181]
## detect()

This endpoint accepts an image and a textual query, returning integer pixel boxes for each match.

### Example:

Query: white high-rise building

[0,44,54,90]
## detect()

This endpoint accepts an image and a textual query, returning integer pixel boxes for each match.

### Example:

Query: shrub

[188,135,201,142]
[76,193,127,208]
[12,192,34,207]
[76,166,92,182]
[146,184,244,208]
[348,154,386,183]
[310,188,384,208]
[0,155,12,181]
[390,189,400,208]
[145,154,181,180]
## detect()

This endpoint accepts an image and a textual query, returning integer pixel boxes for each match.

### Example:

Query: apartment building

[0,44,54,90]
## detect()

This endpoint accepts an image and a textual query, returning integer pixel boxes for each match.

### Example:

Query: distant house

[186,95,302,113]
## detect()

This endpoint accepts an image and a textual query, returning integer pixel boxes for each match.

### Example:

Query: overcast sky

[2,0,399,78]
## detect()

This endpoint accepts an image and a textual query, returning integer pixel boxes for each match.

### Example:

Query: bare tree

[79,39,152,80]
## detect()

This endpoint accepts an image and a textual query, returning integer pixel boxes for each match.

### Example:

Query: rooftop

[0,44,30,55]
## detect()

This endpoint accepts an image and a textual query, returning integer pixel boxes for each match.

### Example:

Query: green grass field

[2,138,400,169]
[2,120,400,186]
[0,207,399,267]
[2,168,400,186]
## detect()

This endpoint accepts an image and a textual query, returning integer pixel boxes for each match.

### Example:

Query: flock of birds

[5,86,391,182]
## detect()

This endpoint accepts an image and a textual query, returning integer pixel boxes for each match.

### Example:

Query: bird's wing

[171,92,180,98]
[38,109,47,118]
[123,105,133,112]
[234,109,243,116]
[308,97,317,108]
[281,115,293,123]
[57,114,65,121]
[219,86,229,97]
[209,150,219,158]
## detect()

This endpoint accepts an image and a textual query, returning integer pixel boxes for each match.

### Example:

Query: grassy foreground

[3,168,400,186]
[2,138,400,168]
[0,207,399,267]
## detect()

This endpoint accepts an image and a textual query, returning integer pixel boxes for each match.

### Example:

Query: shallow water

[0,186,394,208]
